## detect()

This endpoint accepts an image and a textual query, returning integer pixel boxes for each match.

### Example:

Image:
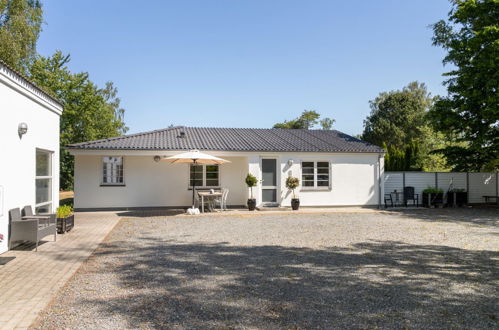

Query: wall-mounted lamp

[287,159,294,166]
[18,122,28,138]
[153,155,161,162]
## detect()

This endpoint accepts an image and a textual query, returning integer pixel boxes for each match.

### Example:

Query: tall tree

[29,51,128,189]
[0,0,42,73]
[274,110,335,130]
[429,0,498,171]
[361,82,447,171]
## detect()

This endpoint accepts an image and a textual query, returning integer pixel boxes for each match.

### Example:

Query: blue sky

[37,0,451,136]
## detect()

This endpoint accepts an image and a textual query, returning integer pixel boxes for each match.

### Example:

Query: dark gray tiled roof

[67,126,384,153]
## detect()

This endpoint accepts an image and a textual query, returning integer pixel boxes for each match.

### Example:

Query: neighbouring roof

[68,126,384,153]
[0,59,63,108]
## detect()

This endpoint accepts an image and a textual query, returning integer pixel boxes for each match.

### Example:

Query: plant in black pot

[56,205,74,234]
[422,187,444,208]
[286,176,300,210]
[448,188,467,207]
[245,173,258,211]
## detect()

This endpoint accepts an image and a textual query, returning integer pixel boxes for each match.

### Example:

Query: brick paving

[0,212,119,330]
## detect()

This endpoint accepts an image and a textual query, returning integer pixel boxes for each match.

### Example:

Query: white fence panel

[437,172,467,192]
[385,171,498,204]
[405,172,435,197]
[384,172,403,194]
[468,173,497,203]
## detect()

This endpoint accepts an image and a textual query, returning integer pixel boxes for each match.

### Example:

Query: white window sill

[300,188,331,192]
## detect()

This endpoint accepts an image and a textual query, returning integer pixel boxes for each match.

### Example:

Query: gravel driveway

[33,209,498,329]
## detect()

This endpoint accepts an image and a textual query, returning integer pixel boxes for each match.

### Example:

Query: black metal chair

[384,193,394,208]
[404,186,419,207]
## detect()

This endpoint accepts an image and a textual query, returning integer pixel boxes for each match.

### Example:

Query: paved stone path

[0,212,119,330]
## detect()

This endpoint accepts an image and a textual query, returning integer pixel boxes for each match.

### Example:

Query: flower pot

[422,192,444,207]
[448,191,467,206]
[247,198,256,211]
[57,214,74,234]
[291,198,300,211]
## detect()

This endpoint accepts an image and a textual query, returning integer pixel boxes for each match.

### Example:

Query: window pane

[302,167,314,174]
[303,181,314,187]
[262,189,277,202]
[317,181,329,187]
[36,151,50,176]
[317,175,329,181]
[206,172,218,179]
[262,159,276,186]
[190,179,203,187]
[205,165,219,172]
[317,162,329,168]
[302,162,314,168]
[36,178,51,204]
[190,172,203,179]
[190,165,203,173]
[35,204,51,213]
[206,179,219,187]
[103,157,123,184]
[302,175,314,181]
[317,168,329,174]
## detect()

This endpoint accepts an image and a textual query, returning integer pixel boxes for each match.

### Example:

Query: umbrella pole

[192,159,197,208]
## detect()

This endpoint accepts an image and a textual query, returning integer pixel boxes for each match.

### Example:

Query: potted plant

[245,173,258,211]
[56,205,74,234]
[286,176,300,210]
[448,188,467,207]
[422,187,444,207]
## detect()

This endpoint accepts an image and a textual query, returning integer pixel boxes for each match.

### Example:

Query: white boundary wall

[384,171,498,204]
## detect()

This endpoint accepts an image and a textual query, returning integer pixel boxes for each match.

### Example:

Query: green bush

[285,176,300,198]
[57,205,73,218]
[422,187,443,194]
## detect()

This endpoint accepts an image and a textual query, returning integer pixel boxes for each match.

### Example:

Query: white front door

[261,158,278,206]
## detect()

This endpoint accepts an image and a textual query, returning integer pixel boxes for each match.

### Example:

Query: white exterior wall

[74,151,383,209]
[0,67,62,254]
[74,155,248,208]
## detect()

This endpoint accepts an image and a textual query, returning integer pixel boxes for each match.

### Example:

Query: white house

[68,127,385,210]
[0,60,63,254]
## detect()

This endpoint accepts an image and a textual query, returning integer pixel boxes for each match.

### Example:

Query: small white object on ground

[186,207,200,215]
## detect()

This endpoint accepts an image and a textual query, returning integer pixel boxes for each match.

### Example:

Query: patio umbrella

[163,150,230,212]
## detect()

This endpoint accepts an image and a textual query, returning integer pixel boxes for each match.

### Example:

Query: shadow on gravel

[82,237,498,329]
[385,208,498,228]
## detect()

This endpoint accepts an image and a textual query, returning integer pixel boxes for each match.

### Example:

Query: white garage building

[68,126,385,210]
[0,60,63,254]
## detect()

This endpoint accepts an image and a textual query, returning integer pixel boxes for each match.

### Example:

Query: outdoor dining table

[198,191,223,213]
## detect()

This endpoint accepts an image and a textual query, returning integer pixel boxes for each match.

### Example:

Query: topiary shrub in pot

[56,205,74,234]
[286,176,300,210]
[245,173,258,211]
[422,187,444,207]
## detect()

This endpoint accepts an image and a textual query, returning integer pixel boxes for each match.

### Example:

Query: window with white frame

[190,164,219,188]
[36,149,52,213]
[102,157,124,185]
[301,161,330,189]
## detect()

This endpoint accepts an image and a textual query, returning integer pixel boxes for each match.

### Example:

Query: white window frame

[35,149,53,212]
[300,160,331,190]
[101,156,125,186]
[188,164,220,189]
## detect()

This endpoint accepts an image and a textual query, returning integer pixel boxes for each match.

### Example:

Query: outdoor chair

[384,193,394,208]
[403,186,419,207]
[9,207,56,251]
[213,188,229,211]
